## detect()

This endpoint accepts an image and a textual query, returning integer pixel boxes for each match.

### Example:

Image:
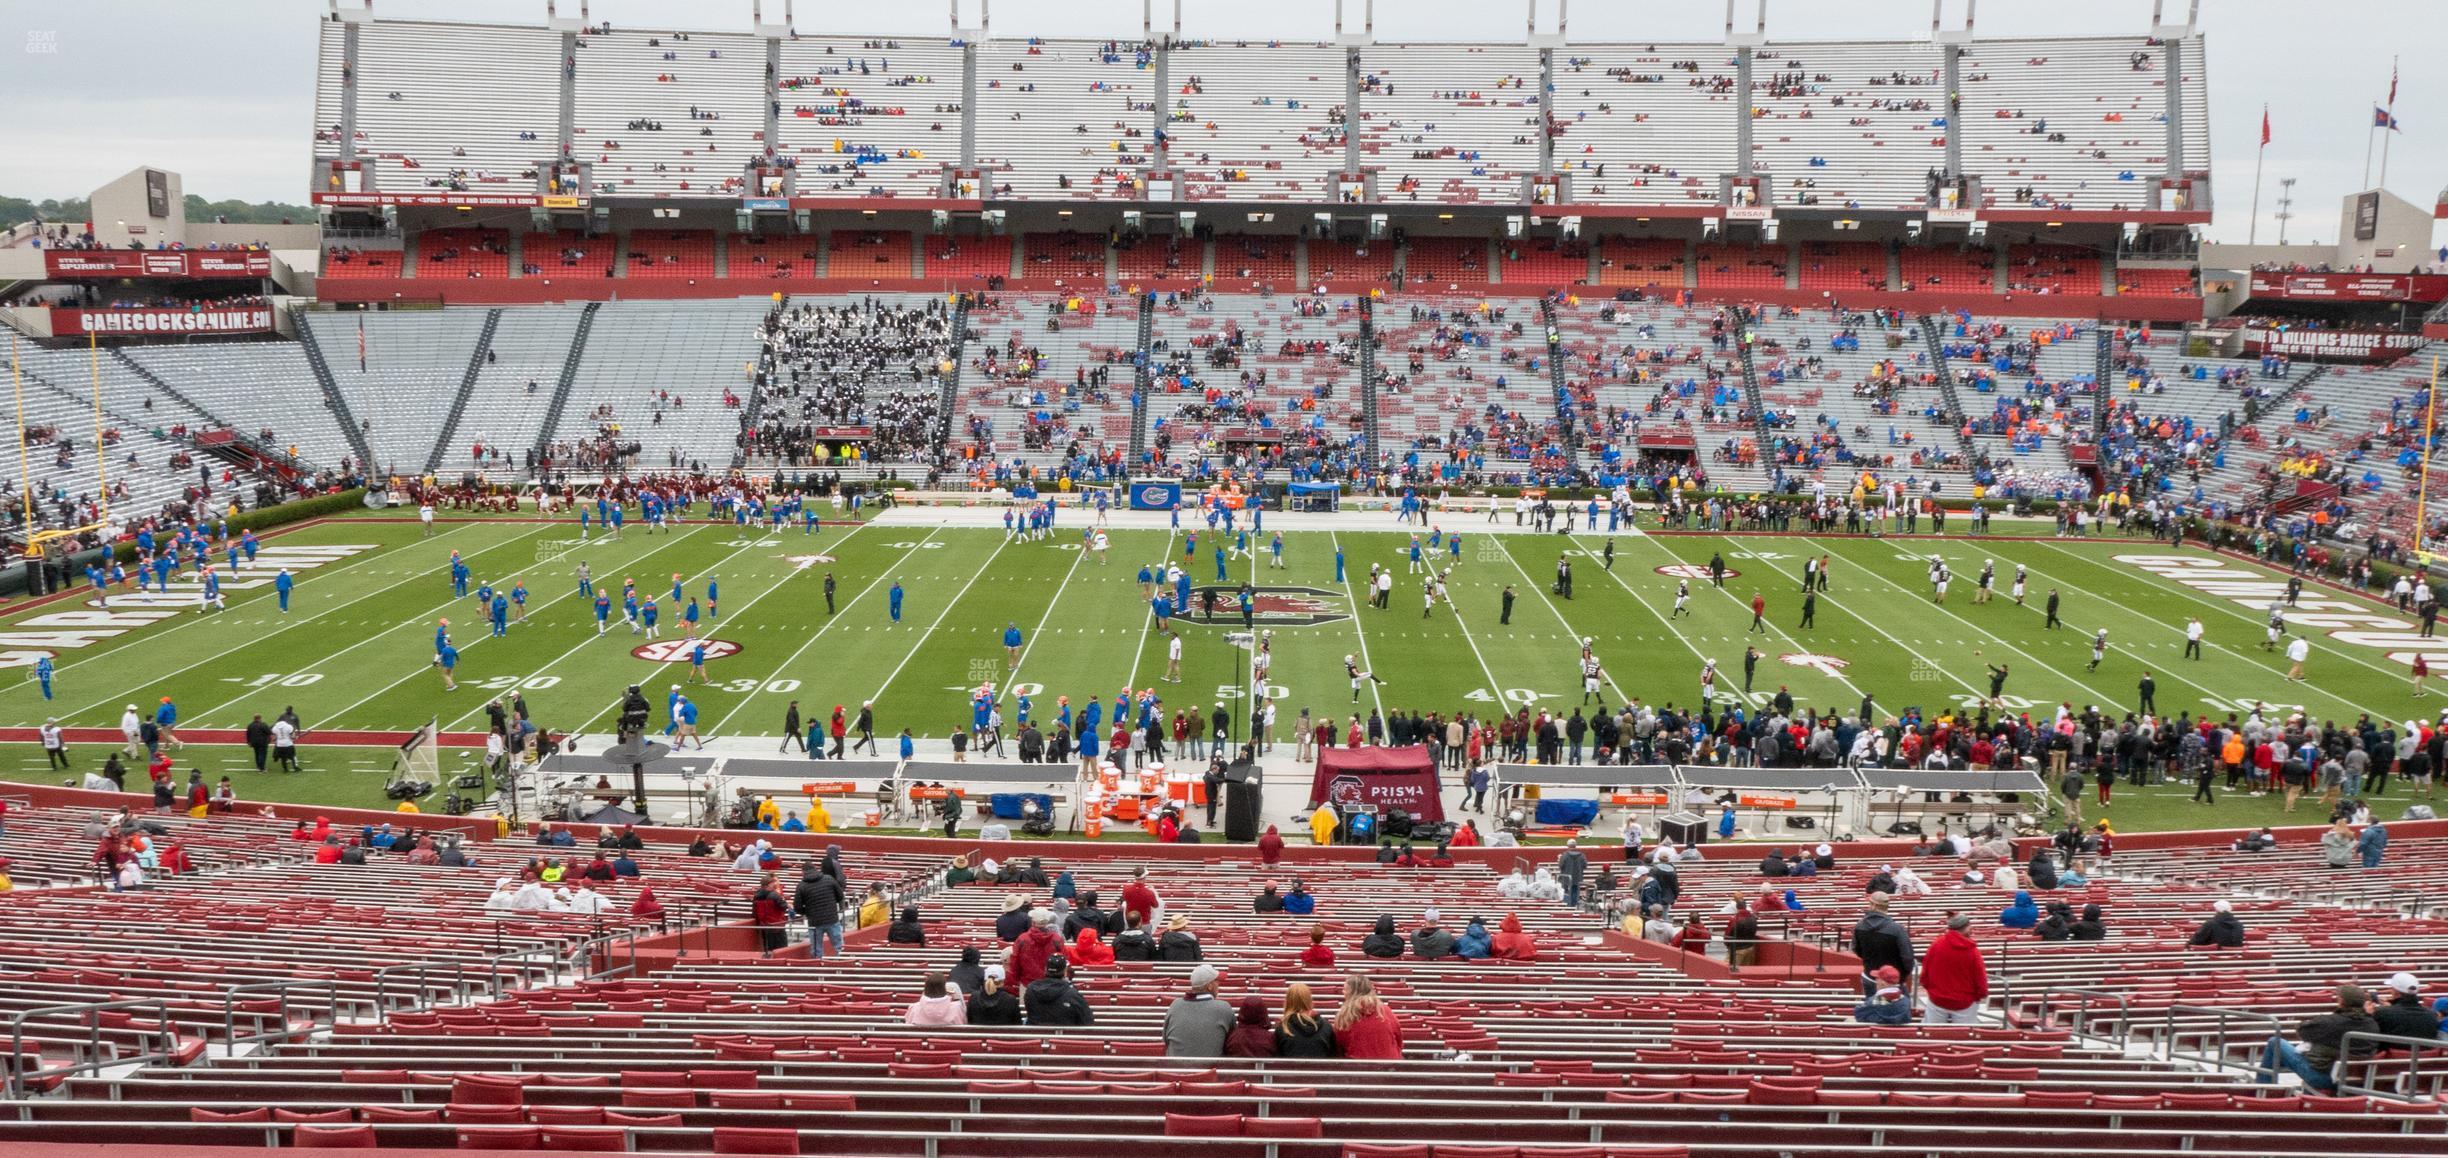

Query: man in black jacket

[1063,891,1115,940]
[2260,985,2378,1092]
[244,716,273,772]
[1023,957,1094,1026]
[1851,894,1915,998]
[2188,900,2246,948]
[792,861,844,958]
[2374,973,2444,1042]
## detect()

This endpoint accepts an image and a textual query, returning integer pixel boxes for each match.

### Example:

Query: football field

[0,508,2424,833]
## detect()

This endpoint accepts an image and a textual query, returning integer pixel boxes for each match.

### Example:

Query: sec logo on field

[632,638,742,663]
[1655,564,1738,580]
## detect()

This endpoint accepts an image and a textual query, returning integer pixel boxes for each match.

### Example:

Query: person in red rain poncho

[1257,825,1286,865]
[631,887,667,925]
[1069,928,1115,967]
[1005,908,1065,989]
[158,841,195,877]
[1490,914,1539,961]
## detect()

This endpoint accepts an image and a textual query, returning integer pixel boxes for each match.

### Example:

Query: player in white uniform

[1165,631,1184,683]
[1582,654,1605,704]
[1671,580,1691,619]
[1090,529,1110,565]
[2087,628,2109,672]
[1250,631,1272,696]
[1973,561,1995,604]
[1699,659,1718,704]
[2010,565,2028,605]
[419,502,436,537]
[2265,604,2285,650]
[1346,654,1385,701]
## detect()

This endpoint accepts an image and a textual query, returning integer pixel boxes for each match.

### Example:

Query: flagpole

[2379,54,2399,188]
[2249,104,2267,245]
[2363,121,2377,191]
[2421,355,2441,558]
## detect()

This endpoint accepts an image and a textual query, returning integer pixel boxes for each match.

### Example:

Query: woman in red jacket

[1333,973,1403,1059]
[1298,924,1335,968]
[1919,914,1990,1023]
[750,873,790,954]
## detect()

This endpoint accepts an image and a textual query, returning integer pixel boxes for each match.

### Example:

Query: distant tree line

[1,194,314,231]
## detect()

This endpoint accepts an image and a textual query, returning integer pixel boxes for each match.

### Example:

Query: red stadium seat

[292,1126,378,1149]
[525,1107,606,1126]
[445,1106,526,1126]
[605,1112,683,1128]
[457,1127,540,1151]
[1344,1147,1431,1158]
[1163,1113,1246,1137]
[712,1127,805,1155]
[537,1127,628,1151]
[273,1110,356,1124]
[1241,1116,1324,1139]
[360,1107,442,1124]
[190,1108,271,1123]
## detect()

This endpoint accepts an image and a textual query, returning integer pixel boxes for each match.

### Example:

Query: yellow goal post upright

[8,331,112,542]
[2414,355,2444,569]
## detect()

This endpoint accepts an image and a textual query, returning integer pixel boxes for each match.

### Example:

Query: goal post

[394,717,441,785]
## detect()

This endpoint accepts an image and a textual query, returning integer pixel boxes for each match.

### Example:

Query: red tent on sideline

[1310,745,1444,824]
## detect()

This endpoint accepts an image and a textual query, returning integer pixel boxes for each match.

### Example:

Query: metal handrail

[2028,985,2133,1047]
[219,979,342,1052]
[477,947,562,999]
[3,998,177,1099]
[2159,1003,2284,1073]
[372,959,477,1015]
[2333,1031,2448,1101]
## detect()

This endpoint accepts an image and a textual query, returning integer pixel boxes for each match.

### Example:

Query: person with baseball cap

[1163,964,1235,1056]
[2259,985,2378,1092]
[2375,973,2443,1041]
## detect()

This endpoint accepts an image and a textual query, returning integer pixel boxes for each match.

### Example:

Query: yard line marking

[1487,538,1632,706]
[1326,531,1387,718]
[1803,535,2125,710]
[867,534,1013,709]
[1604,534,1891,721]
[300,525,715,730]
[14,519,510,695]
[1124,531,1178,689]
[2026,540,2403,712]
[704,526,933,734]
[1720,539,1991,708]
[997,535,1091,708]
[32,521,546,724]
[450,525,847,732]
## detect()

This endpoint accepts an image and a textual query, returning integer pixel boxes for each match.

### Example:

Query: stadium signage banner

[2115,553,2448,666]
[2238,328,2425,363]
[52,307,274,335]
[45,251,272,279]
[312,191,559,208]
[2246,273,2448,304]
[0,544,377,669]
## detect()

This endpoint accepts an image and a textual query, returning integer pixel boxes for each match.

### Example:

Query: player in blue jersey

[639,597,661,639]
[888,581,904,624]
[34,655,53,701]
[275,568,294,613]
[436,641,460,691]
[593,590,613,634]
[489,592,510,637]
[704,578,717,618]
[510,580,528,622]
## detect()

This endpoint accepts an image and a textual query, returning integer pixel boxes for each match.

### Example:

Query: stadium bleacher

[0,791,2442,1155]
[774,36,966,201]
[570,29,765,200]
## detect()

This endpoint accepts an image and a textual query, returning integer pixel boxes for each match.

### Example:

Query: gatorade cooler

[1084,818,1103,839]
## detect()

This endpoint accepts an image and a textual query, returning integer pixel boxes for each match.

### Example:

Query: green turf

[1,512,2425,832]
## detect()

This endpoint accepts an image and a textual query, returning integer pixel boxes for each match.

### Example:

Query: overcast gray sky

[2,0,2440,245]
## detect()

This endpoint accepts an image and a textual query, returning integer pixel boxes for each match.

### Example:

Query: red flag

[2389,63,2398,108]
[2260,105,2270,147]
[356,315,366,372]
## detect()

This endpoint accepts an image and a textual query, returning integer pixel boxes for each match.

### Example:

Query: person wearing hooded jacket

[1111,917,1158,962]
[966,967,1022,1025]
[1920,915,1990,1024]
[1360,915,1405,958]
[2069,903,2107,941]
[1453,918,1493,959]
[1410,910,1457,959]
[1998,890,2041,929]
[2034,902,2075,941]
[2189,900,2246,948]
[1069,928,1116,967]
[947,947,986,997]
[886,905,926,946]
[1490,914,1539,961]
[1006,909,1066,989]
[794,862,846,958]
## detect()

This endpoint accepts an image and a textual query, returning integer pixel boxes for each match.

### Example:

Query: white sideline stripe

[1123,531,1178,689]
[1326,531,1388,718]
[998,532,1090,707]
